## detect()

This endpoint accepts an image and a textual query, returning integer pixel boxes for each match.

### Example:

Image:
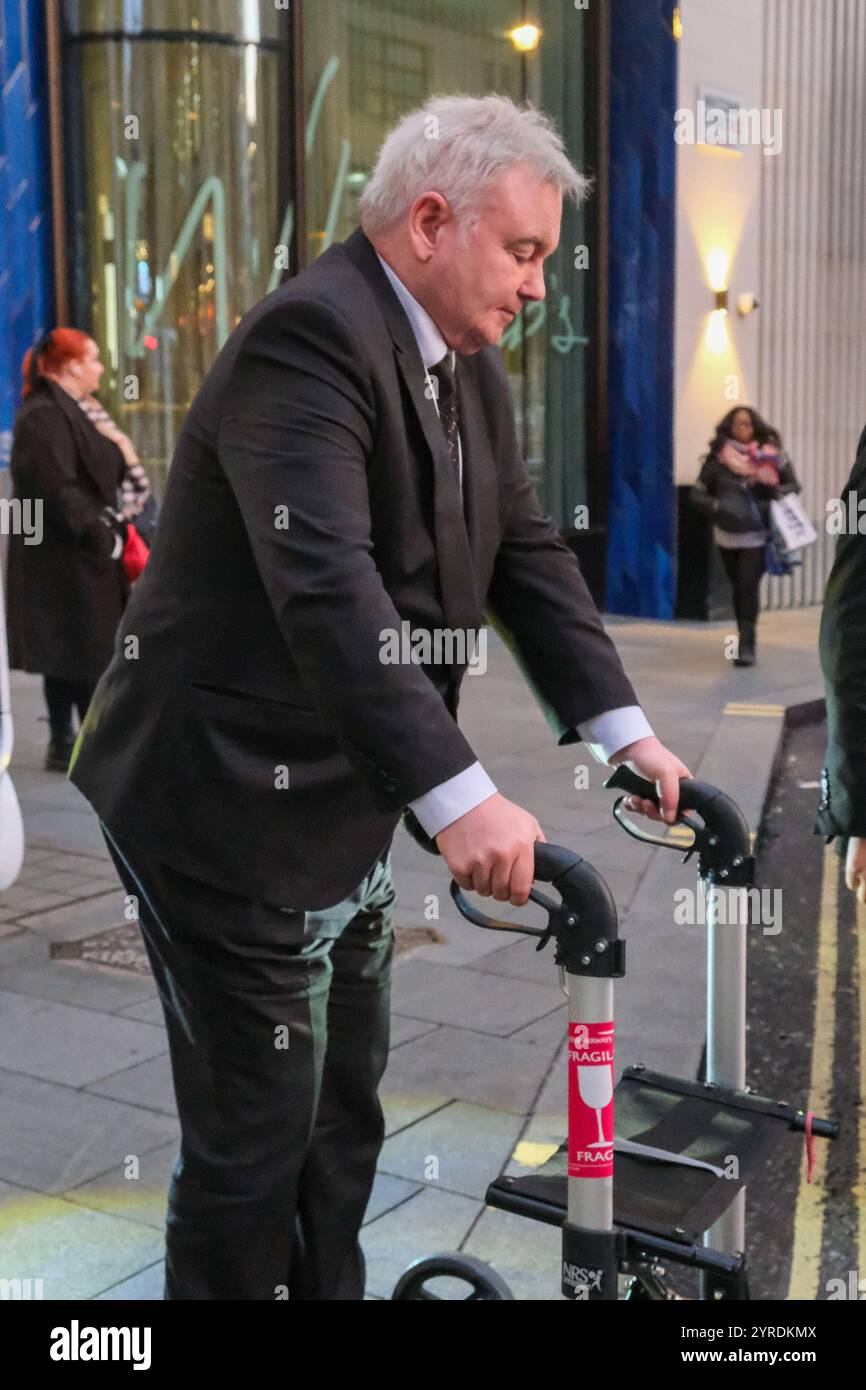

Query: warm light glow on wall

[705,308,730,355]
[673,7,683,40]
[676,66,759,482]
[706,248,729,294]
[509,23,541,52]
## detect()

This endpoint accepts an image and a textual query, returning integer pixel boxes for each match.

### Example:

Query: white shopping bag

[769,494,817,551]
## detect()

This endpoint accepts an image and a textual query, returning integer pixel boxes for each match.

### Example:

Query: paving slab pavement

[0,606,824,1299]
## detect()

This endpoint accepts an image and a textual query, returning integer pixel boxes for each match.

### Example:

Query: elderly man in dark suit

[69,93,690,1300]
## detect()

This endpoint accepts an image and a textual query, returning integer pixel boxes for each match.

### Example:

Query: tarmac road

[737,717,863,1302]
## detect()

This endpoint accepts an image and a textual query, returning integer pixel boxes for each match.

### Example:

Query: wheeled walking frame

[392,769,838,1301]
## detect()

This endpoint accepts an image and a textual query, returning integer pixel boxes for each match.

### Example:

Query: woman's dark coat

[689,449,801,531]
[4,378,128,683]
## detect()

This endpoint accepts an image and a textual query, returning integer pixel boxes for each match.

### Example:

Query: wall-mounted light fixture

[706,248,729,299]
[509,23,541,52]
[737,292,760,316]
[673,6,683,41]
[707,248,730,312]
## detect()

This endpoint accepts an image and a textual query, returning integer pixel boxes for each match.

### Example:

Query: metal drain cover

[49,922,444,975]
[394,925,445,955]
[50,922,151,975]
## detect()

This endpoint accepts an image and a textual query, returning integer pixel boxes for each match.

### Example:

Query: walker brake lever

[529,889,562,952]
[605,765,754,881]
[611,795,705,860]
[448,880,561,948]
[605,761,709,860]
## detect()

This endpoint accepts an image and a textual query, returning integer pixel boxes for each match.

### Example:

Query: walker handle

[605,767,752,872]
[450,840,612,928]
[449,842,622,977]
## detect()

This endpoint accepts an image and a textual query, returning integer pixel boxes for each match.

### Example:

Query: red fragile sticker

[568,1021,615,1178]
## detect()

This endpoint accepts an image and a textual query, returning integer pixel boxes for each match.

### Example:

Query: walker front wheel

[392,1253,515,1300]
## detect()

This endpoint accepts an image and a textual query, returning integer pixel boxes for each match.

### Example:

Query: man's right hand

[435,792,546,906]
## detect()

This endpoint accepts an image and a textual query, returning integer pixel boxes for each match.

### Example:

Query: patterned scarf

[75,394,151,516]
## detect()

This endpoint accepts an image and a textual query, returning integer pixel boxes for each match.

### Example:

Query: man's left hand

[845,836,866,905]
[609,735,693,825]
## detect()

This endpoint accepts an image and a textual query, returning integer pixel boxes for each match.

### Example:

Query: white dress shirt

[375,252,654,838]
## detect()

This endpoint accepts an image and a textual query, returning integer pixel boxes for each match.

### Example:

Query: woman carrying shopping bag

[689,406,803,666]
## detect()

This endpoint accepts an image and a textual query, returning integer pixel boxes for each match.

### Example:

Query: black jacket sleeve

[482,354,640,745]
[776,453,801,496]
[814,427,866,842]
[688,457,721,520]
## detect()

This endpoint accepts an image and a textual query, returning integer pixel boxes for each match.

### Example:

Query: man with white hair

[70,93,690,1300]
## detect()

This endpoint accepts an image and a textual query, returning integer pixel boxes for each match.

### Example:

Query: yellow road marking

[786,843,838,1299]
[511,1140,560,1169]
[723,702,786,717]
[665,825,694,843]
[665,826,758,846]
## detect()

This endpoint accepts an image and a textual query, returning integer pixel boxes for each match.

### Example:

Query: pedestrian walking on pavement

[5,329,148,771]
[689,405,801,666]
[69,94,691,1300]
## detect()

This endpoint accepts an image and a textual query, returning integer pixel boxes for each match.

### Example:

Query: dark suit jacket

[69,226,640,909]
[5,379,128,682]
[814,423,866,849]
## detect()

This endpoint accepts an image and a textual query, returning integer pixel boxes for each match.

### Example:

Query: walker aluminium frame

[392,768,838,1301]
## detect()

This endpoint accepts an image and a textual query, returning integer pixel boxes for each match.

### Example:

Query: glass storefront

[301,0,598,529]
[61,1,292,491]
[58,1,601,540]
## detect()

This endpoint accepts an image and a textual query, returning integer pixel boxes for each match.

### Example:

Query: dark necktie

[429,353,461,490]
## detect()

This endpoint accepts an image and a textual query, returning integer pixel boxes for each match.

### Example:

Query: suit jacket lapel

[455,354,499,595]
[340,227,484,636]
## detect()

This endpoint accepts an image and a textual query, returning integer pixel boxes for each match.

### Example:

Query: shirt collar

[375,251,454,372]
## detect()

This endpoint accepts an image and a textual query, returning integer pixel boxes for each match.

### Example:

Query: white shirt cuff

[576,706,654,765]
[407,762,498,838]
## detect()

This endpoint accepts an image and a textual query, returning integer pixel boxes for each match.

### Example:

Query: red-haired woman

[4,329,149,770]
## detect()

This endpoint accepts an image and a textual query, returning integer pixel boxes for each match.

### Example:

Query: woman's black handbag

[689,470,766,533]
[713,484,766,532]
